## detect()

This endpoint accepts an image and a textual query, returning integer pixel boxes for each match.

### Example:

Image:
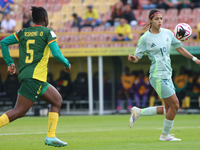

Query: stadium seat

[35,0,47,6]
[96,43,108,47]
[60,0,70,4]
[47,0,59,4]
[179,8,192,17]
[70,72,88,100]
[93,26,105,32]
[69,27,79,32]
[105,26,115,32]
[166,8,178,17]
[80,27,93,32]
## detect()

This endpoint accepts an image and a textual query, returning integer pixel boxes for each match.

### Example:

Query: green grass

[0,115,200,150]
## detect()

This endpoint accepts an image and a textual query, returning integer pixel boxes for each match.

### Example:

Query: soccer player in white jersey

[128,9,200,141]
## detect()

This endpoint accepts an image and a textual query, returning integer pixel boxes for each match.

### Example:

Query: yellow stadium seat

[61,4,74,12]
[99,5,111,13]
[53,12,64,21]
[52,20,64,30]
[15,21,22,31]
[70,0,82,4]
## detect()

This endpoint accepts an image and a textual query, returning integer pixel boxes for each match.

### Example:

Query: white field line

[0,126,200,136]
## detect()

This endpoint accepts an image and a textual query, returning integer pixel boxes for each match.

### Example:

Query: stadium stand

[1,0,200,114]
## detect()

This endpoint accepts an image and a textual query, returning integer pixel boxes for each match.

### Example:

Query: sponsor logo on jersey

[151,43,156,48]
[166,38,169,42]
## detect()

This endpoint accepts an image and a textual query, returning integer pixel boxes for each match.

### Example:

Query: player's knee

[173,102,179,112]
[55,95,63,108]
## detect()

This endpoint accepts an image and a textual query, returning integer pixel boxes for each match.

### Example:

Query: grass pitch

[0,114,200,150]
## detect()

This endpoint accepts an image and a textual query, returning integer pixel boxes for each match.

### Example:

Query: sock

[117,99,121,107]
[162,118,174,135]
[185,96,190,108]
[127,98,132,107]
[0,113,10,128]
[140,106,157,116]
[47,112,59,138]
[199,97,200,108]
[149,96,155,106]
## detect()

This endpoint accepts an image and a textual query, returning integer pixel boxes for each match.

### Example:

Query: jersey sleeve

[0,34,19,66]
[170,31,182,49]
[134,35,146,59]
[49,41,70,68]
[47,29,57,45]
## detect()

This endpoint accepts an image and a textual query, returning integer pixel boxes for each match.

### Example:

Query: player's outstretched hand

[7,64,16,75]
[195,59,200,66]
[128,54,135,62]
[65,64,71,72]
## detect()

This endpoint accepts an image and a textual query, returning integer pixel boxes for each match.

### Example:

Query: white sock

[140,107,157,116]
[162,118,174,135]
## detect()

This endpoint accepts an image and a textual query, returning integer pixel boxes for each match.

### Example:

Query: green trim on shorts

[38,83,49,97]
[156,78,162,98]
[152,57,158,77]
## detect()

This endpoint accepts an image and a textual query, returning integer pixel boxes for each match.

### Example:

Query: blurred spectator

[142,0,158,9]
[23,11,32,28]
[105,2,124,28]
[56,70,72,99]
[173,66,189,108]
[82,5,101,28]
[156,0,183,10]
[71,13,82,30]
[121,0,139,9]
[0,0,14,14]
[116,67,135,112]
[122,4,138,26]
[190,0,200,8]
[1,12,16,33]
[185,72,200,108]
[133,70,150,108]
[47,73,56,87]
[112,18,133,41]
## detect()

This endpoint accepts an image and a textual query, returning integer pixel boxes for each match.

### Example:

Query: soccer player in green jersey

[128,9,200,141]
[0,6,70,147]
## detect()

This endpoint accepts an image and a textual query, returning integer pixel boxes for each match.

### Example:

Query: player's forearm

[176,47,194,60]
[0,34,18,66]
[49,41,70,68]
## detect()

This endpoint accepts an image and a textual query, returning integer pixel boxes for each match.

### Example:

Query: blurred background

[0,0,200,116]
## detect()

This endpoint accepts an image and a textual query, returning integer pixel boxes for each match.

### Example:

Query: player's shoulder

[139,30,150,41]
[161,28,174,36]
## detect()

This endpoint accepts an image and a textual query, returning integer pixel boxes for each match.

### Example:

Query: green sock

[140,107,157,116]
[162,118,174,135]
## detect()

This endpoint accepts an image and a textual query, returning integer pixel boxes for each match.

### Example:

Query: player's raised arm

[48,41,71,72]
[176,47,200,66]
[0,34,19,75]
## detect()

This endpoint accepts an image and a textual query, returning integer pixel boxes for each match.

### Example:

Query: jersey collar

[33,25,43,27]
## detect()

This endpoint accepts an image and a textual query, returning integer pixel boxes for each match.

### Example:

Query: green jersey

[14,25,57,82]
[134,28,182,79]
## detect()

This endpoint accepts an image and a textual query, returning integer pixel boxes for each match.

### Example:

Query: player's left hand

[65,64,71,72]
[7,63,16,75]
[195,59,200,66]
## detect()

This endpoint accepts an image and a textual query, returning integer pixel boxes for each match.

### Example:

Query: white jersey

[134,28,182,79]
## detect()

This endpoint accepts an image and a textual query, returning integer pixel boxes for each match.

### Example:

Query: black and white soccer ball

[174,23,192,41]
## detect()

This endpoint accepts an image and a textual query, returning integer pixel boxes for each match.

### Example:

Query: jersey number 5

[25,40,35,63]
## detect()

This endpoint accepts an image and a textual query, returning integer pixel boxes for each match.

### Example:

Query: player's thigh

[40,84,62,106]
[14,94,35,112]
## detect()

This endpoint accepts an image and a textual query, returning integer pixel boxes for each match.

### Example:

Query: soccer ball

[174,23,192,41]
